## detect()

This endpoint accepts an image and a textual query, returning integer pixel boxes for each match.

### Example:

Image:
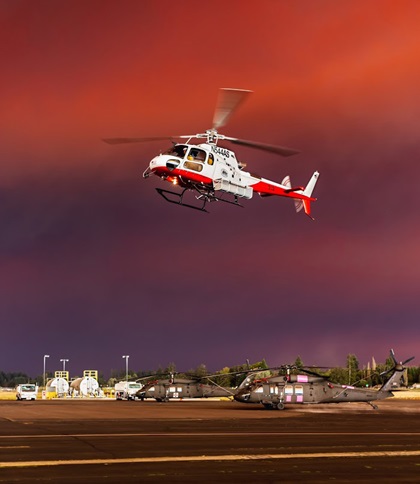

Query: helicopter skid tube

[156,187,244,212]
[156,188,209,212]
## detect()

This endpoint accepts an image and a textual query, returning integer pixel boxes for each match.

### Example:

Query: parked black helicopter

[135,373,234,402]
[234,350,414,410]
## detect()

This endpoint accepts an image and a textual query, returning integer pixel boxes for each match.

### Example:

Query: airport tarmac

[1,398,420,483]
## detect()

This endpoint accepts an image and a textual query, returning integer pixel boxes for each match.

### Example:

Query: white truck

[16,384,38,401]
[115,381,142,400]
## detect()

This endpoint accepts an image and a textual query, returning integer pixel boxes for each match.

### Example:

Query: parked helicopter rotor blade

[102,135,197,145]
[293,367,327,378]
[402,356,415,366]
[389,349,398,366]
[382,350,414,374]
[212,88,253,130]
[223,137,300,156]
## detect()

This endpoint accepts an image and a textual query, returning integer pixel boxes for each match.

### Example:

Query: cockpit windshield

[163,144,188,159]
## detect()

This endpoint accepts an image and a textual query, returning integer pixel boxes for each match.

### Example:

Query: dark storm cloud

[1,0,420,376]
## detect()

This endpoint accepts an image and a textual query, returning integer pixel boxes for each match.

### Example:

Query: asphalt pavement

[1,398,420,483]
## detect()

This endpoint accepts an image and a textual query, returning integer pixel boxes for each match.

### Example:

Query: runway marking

[0,446,29,449]
[1,431,420,439]
[1,450,420,468]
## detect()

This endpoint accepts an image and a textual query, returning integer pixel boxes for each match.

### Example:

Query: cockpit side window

[163,144,188,159]
[184,147,207,172]
[187,148,206,162]
[208,153,214,165]
[183,161,204,172]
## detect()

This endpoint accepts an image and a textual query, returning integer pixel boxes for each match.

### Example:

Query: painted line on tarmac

[1,431,420,439]
[1,450,420,468]
[0,446,29,449]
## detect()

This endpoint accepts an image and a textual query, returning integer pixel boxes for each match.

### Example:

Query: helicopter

[104,88,320,218]
[234,350,414,410]
[135,374,234,402]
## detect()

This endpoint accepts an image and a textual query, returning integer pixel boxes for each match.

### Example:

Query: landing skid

[156,187,244,212]
[367,401,378,410]
[156,188,209,212]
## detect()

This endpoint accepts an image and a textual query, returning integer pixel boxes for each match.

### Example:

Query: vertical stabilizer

[299,171,320,219]
[303,171,320,198]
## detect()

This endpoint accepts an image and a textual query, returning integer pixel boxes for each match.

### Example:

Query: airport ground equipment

[46,377,70,398]
[115,381,143,400]
[70,376,99,397]
[16,384,38,400]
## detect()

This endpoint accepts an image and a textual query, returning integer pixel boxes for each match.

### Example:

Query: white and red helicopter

[104,88,319,218]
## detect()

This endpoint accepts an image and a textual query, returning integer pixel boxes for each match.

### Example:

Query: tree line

[2,354,420,388]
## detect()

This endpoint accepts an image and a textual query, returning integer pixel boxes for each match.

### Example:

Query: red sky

[1,0,420,377]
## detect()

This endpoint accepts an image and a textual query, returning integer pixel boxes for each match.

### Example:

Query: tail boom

[253,171,319,219]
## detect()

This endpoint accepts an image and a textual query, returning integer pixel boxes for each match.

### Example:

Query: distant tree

[0,372,31,387]
[213,367,233,387]
[136,369,155,379]
[164,362,177,377]
[128,371,138,380]
[346,354,359,385]
[109,369,121,380]
[407,366,420,385]
[98,373,107,386]
[289,356,305,375]
[192,364,208,379]
[249,359,268,370]
[107,377,117,387]
[328,367,349,385]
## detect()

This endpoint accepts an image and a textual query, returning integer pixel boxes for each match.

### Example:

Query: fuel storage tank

[46,377,69,397]
[70,376,99,397]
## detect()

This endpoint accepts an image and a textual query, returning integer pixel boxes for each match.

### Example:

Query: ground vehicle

[16,384,38,400]
[104,88,319,217]
[115,381,143,400]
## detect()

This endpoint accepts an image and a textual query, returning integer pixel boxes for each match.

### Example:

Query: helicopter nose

[150,155,180,172]
[149,155,163,169]
[234,392,249,402]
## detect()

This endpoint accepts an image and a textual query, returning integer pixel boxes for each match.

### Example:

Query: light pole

[43,355,50,388]
[60,358,69,372]
[122,355,129,384]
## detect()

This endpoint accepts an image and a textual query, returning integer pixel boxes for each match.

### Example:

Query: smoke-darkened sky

[1,0,420,378]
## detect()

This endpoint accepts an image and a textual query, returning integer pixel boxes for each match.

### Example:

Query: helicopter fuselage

[137,378,232,402]
[144,143,315,203]
[234,374,391,410]
[104,88,320,216]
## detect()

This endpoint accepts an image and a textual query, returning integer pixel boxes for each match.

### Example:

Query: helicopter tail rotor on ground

[378,349,415,396]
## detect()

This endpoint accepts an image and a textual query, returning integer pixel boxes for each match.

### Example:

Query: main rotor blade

[103,136,196,145]
[212,88,252,130]
[224,137,300,157]
[389,349,398,366]
[294,367,326,378]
